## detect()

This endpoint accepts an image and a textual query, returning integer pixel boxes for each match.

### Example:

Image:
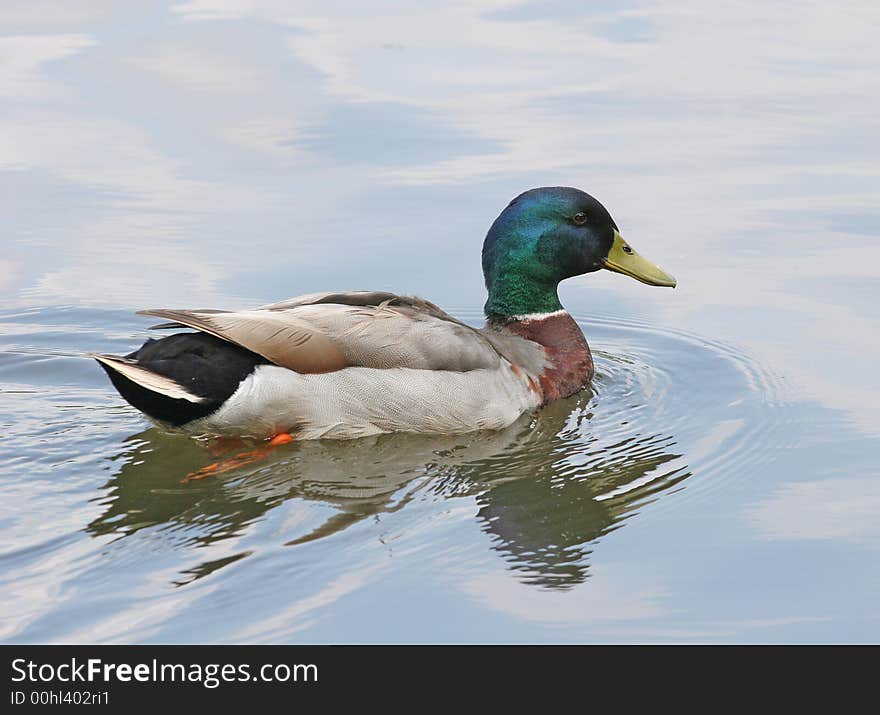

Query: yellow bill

[602,230,676,287]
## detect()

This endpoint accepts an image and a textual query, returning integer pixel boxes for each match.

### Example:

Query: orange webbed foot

[184,432,295,482]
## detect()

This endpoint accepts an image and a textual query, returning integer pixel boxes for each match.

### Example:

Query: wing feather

[139,291,542,375]
[138,309,349,374]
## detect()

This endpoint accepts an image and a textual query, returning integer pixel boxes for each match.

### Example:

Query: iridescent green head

[482,187,676,320]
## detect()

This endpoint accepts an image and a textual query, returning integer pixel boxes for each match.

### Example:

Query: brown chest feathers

[504,311,594,405]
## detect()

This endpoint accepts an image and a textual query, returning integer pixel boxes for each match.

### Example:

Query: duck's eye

[622,245,633,254]
[572,212,587,225]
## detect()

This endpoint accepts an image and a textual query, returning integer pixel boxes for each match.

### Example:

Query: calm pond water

[1,2,879,643]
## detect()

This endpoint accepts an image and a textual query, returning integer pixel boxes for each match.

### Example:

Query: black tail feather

[96,332,268,427]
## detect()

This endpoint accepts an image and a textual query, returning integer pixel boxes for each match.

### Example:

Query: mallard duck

[94,187,675,441]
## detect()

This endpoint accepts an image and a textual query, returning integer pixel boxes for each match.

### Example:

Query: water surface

[1,1,878,643]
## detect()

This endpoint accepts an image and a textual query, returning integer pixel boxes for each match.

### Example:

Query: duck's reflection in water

[88,392,690,589]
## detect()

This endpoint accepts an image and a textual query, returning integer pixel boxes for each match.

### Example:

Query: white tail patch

[90,353,205,403]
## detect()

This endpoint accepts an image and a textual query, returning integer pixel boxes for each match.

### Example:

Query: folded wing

[139,291,509,374]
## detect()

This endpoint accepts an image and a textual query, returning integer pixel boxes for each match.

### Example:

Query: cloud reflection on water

[2,1,879,642]
[3,1,877,431]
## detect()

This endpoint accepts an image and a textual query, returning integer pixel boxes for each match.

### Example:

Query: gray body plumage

[129,291,548,439]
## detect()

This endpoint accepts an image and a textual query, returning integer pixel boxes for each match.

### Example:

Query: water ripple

[1,305,800,634]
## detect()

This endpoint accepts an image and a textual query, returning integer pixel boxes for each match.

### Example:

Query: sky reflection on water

[1,1,879,642]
